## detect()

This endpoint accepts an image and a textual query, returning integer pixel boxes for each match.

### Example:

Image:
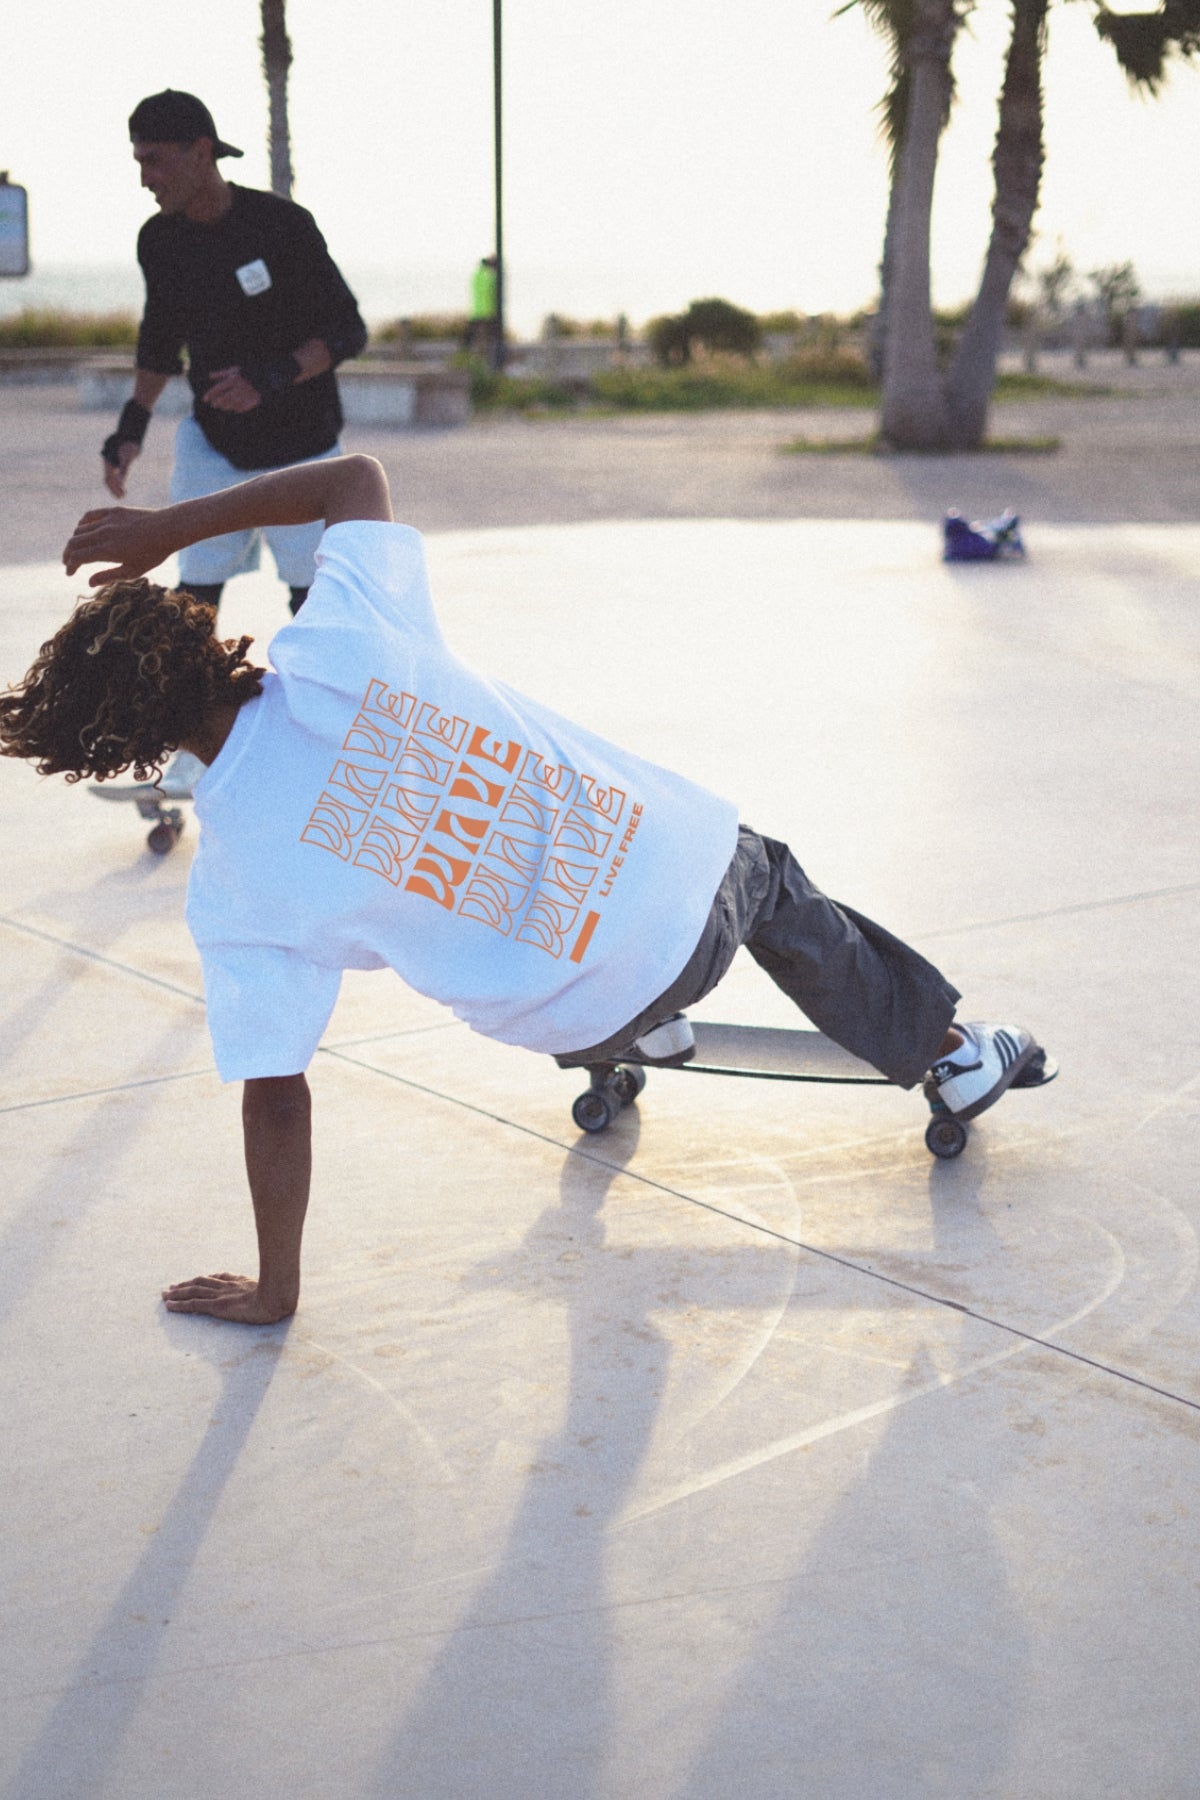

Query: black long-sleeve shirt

[136,185,367,470]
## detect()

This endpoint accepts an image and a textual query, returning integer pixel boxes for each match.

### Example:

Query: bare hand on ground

[102,441,140,499]
[63,506,174,585]
[203,367,262,412]
[162,1273,296,1325]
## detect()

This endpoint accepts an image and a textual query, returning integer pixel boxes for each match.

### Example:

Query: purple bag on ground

[942,509,1026,562]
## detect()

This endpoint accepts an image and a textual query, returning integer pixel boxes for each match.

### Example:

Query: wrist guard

[101,398,152,467]
[240,353,303,398]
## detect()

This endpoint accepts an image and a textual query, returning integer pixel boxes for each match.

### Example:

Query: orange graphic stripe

[570,910,601,964]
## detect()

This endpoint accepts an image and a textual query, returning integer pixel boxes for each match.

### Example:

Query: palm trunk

[869,161,901,381]
[260,0,295,200]
[945,0,1048,446]
[879,0,958,449]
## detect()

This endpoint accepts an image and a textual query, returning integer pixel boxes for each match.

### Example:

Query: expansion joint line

[6,919,1194,1418]
[324,1045,1200,1420]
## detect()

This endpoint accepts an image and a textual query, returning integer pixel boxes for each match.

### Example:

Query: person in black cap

[103,89,367,633]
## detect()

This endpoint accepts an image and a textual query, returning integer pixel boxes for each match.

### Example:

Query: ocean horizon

[0,259,786,339]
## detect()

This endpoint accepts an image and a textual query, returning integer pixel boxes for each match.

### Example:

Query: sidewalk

[1,395,1199,1797]
[4,350,1200,564]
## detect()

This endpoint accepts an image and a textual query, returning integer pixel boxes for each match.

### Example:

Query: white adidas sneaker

[632,1013,696,1066]
[928,1022,1038,1121]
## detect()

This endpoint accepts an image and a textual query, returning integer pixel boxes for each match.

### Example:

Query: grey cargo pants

[566,825,960,1090]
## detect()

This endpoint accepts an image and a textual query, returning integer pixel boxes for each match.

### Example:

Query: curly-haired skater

[1,455,1044,1325]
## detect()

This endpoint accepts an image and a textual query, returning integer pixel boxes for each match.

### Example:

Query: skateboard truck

[89,781,187,855]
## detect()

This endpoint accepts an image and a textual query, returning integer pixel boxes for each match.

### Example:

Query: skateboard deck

[563,1021,1058,1160]
[672,1022,889,1084]
[90,782,188,855]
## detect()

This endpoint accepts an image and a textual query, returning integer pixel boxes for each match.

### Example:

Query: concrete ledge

[74,357,471,428]
[338,361,470,427]
[0,346,112,385]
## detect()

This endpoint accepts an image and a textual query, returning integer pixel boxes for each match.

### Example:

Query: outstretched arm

[64,453,393,586]
[162,1074,312,1325]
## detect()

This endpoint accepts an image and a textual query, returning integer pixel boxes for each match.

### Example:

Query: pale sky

[5,0,1198,331]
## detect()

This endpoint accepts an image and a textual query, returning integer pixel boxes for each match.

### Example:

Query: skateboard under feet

[563,1021,1058,1160]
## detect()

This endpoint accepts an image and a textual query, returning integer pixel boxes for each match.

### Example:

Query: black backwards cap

[128,90,243,158]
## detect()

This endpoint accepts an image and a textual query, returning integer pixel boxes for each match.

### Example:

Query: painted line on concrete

[0,1066,213,1116]
[322,1045,1200,1421]
[7,913,1195,1423]
[916,879,1200,942]
[0,913,205,1004]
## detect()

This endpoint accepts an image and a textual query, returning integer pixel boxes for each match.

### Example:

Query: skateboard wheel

[146,821,178,855]
[572,1088,619,1134]
[925,1116,968,1159]
[611,1065,647,1107]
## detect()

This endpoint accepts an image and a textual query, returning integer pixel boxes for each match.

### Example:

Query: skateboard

[561,1021,1058,1160]
[89,781,188,855]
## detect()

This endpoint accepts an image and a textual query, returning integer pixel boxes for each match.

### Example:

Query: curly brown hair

[0,579,265,783]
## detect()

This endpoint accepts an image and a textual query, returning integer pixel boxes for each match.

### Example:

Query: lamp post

[491,0,506,370]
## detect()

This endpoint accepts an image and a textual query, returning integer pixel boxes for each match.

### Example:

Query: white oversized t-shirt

[186,521,739,1081]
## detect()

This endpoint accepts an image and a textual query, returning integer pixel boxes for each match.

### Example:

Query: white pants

[170,415,341,587]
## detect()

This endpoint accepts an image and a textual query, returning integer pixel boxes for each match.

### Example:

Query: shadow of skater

[371,1119,671,1800]
[674,1336,1029,1800]
[4,1323,289,1800]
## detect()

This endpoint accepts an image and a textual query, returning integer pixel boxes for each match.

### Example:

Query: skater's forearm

[242,1074,312,1317]
[65,454,392,585]
[160,1074,312,1326]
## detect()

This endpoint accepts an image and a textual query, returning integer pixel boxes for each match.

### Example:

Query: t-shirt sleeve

[135,226,186,376]
[198,942,343,1082]
[270,522,440,680]
[277,205,367,365]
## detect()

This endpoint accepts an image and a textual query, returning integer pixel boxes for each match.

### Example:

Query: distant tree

[1088,258,1142,349]
[1028,241,1077,324]
[1088,259,1141,322]
[260,0,294,199]
[1016,238,1077,365]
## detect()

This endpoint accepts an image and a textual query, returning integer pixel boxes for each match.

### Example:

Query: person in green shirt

[464,254,499,353]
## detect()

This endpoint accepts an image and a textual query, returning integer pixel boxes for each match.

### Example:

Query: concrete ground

[1,363,1199,1799]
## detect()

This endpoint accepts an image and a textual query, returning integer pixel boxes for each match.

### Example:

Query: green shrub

[647,297,763,366]
[0,308,138,348]
[541,313,615,339]
[779,346,874,388]
[374,313,467,343]
[1163,303,1200,348]
[645,312,693,366]
[454,353,582,411]
[758,309,805,335]
[588,360,876,411]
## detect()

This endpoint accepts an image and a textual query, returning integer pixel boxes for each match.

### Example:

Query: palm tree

[847,0,1199,449]
[260,0,295,199]
[845,0,962,382]
[941,0,1048,444]
[875,0,964,446]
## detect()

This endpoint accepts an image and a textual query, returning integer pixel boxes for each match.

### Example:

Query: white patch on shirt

[235,258,273,297]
